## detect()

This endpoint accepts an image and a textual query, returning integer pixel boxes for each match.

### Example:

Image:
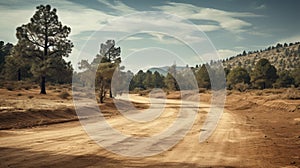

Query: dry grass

[58,90,71,99]
[284,87,300,100]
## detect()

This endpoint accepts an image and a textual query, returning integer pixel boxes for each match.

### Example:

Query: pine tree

[226,67,250,89]
[0,41,13,76]
[291,67,300,87]
[15,5,73,94]
[143,70,153,89]
[132,70,146,90]
[196,64,211,89]
[274,70,294,88]
[251,59,277,89]
[92,40,121,102]
[152,71,165,88]
[164,64,179,91]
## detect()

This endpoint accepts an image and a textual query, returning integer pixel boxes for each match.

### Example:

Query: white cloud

[196,25,220,32]
[217,49,239,59]
[0,1,116,43]
[154,2,261,33]
[199,49,238,62]
[0,1,265,72]
[99,13,208,45]
[256,4,266,10]
[0,7,35,43]
[97,0,137,15]
[124,36,144,41]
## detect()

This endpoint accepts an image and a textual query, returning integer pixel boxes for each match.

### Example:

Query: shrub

[23,85,31,90]
[226,90,232,96]
[255,91,263,96]
[6,85,15,91]
[58,91,70,99]
[48,86,56,90]
[17,93,22,96]
[285,87,300,100]
[53,89,62,93]
[234,82,249,92]
[28,95,34,99]
[199,88,207,93]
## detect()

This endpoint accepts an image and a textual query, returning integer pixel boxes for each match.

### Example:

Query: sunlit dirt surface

[0,88,299,167]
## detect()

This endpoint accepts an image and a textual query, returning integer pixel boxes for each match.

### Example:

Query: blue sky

[0,0,299,72]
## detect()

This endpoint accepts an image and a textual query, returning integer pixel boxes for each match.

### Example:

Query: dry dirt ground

[0,87,299,167]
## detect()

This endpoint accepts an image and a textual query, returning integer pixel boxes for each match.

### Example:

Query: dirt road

[0,94,297,167]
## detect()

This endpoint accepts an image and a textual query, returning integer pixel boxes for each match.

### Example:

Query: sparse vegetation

[6,85,15,91]
[285,87,300,100]
[234,82,249,92]
[58,90,70,99]
[223,42,300,72]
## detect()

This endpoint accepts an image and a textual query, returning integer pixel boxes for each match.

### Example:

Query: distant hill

[148,42,300,75]
[223,42,300,72]
[148,66,186,76]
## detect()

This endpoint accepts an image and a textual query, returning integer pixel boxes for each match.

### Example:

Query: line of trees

[128,58,300,92]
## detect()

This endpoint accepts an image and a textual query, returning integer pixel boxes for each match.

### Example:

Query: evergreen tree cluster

[129,58,300,92]
[226,58,300,90]
[0,5,73,94]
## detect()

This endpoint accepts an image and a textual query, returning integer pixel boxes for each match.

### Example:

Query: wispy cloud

[217,49,239,59]
[154,2,262,33]
[97,0,137,15]
[256,4,266,10]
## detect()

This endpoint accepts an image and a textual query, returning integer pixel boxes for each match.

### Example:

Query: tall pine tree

[15,5,73,94]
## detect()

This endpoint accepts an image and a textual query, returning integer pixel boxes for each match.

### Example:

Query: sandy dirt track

[0,93,299,167]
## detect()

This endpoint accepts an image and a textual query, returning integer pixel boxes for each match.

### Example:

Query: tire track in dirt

[0,94,257,167]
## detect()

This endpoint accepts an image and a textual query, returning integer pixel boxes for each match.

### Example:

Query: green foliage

[291,67,300,87]
[143,70,154,89]
[58,90,70,99]
[129,70,165,91]
[0,41,13,78]
[79,40,121,103]
[152,71,165,88]
[165,72,178,91]
[15,4,73,94]
[251,58,278,89]
[226,67,250,89]
[131,70,146,90]
[274,70,294,88]
[164,64,179,91]
[4,55,33,81]
[234,82,249,92]
[195,64,211,89]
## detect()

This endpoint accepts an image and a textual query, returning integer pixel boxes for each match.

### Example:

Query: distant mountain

[223,42,300,72]
[148,66,187,76]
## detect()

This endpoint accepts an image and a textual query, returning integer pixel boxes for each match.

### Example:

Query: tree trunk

[40,76,46,94]
[100,95,104,103]
[40,21,48,95]
[109,89,113,98]
[99,84,105,103]
[17,68,21,81]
